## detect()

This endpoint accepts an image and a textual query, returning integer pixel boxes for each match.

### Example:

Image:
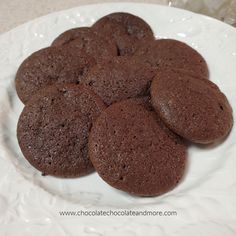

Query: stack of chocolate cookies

[16,12,233,197]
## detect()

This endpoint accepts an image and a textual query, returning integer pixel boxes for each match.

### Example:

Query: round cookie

[61,28,117,58]
[51,27,91,46]
[134,39,209,79]
[93,12,155,56]
[17,84,106,177]
[82,57,156,105]
[88,98,187,196]
[151,70,233,144]
[15,46,96,104]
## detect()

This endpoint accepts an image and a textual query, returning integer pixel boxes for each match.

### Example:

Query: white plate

[0,2,236,236]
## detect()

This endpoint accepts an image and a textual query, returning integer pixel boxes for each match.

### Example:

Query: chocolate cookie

[151,70,233,143]
[51,27,91,46]
[60,28,117,58]
[88,98,187,196]
[93,12,155,56]
[15,46,96,104]
[134,39,209,79]
[82,57,156,105]
[17,84,106,177]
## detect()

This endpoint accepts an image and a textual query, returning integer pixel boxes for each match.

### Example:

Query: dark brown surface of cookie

[62,28,117,58]
[93,12,155,56]
[51,27,91,46]
[151,70,233,143]
[15,46,96,104]
[134,39,209,79]
[17,84,106,177]
[82,57,156,105]
[88,98,187,196]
